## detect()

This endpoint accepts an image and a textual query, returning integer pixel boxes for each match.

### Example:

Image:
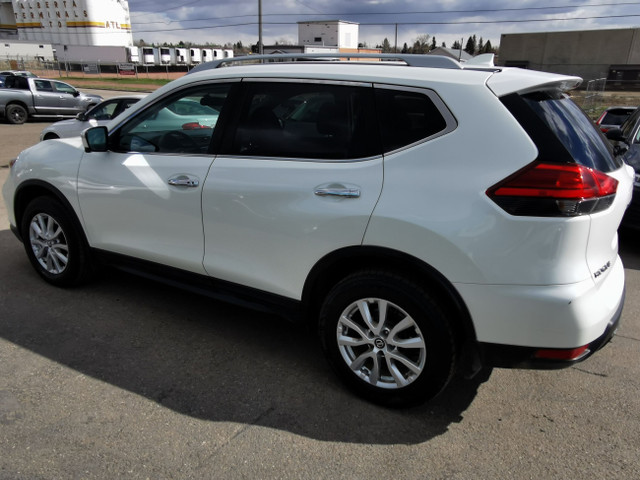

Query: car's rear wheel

[6,103,27,124]
[319,271,457,407]
[21,197,92,286]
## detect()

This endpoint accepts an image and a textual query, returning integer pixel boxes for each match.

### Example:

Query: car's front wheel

[319,271,457,407]
[21,197,92,286]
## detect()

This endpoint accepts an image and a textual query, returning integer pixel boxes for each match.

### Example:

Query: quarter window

[113,84,231,155]
[375,88,449,153]
[226,82,381,160]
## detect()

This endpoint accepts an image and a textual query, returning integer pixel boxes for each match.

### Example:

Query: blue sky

[128,0,640,48]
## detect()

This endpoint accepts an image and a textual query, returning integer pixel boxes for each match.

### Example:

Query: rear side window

[519,91,620,172]
[226,81,381,160]
[374,87,452,153]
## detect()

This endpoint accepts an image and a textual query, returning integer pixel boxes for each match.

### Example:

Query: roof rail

[187,53,463,75]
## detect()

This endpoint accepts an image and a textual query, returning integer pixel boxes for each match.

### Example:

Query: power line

[129,1,640,23]
[130,13,640,34]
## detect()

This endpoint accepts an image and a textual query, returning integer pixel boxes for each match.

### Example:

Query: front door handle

[168,175,199,187]
[314,184,361,198]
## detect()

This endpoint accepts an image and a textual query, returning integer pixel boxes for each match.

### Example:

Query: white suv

[2,54,634,407]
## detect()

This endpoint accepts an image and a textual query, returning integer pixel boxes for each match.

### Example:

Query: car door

[52,80,85,115]
[77,82,235,274]
[201,80,384,299]
[32,79,62,115]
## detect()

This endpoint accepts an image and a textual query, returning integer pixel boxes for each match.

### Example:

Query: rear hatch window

[519,91,621,173]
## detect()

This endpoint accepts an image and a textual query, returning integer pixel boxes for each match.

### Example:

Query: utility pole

[258,0,263,55]
[395,24,398,53]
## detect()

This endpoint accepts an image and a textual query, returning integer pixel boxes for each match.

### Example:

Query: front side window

[53,81,77,95]
[87,100,119,120]
[112,83,231,155]
[225,81,381,160]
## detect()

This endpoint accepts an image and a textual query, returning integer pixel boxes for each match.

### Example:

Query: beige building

[499,28,640,83]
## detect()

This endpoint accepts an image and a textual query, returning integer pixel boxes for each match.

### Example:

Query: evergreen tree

[401,42,409,54]
[452,40,461,50]
[478,37,484,54]
[382,38,392,53]
[441,41,446,48]
[464,35,477,55]
[431,37,436,51]
[483,40,493,54]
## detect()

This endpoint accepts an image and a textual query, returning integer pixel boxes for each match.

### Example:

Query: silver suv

[3,54,634,406]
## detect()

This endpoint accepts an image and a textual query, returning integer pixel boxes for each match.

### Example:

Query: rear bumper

[455,255,626,369]
[479,286,624,369]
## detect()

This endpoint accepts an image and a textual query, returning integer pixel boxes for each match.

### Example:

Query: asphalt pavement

[0,112,639,479]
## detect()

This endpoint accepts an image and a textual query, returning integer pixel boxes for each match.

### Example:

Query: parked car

[605,106,640,228]
[0,70,38,78]
[40,95,145,141]
[2,53,634,407]
[596,106,635,133]
[0,75,102,124]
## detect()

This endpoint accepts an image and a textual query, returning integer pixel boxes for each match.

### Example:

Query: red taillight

[535,345,590,361]
[487,162,618,217]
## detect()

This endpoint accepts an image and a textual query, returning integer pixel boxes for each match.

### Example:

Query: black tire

[6,103,27,125]
[20,196,92,286]
[43,133,60,140]
[319,271,457,407]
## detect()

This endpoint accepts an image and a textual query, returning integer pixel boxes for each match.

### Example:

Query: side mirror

[72,90,80,97]
[605,127,625,142]
[82,126,108,152]
[76,112,86,121]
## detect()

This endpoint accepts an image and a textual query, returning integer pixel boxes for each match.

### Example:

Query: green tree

[464,35,477,55]
[452,40,461,50]
[401,42,409,54]
[381,37,392,53]
[412,34,431,54]
[478,37,484,54]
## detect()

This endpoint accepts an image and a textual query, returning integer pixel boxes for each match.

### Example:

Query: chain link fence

[1,55,192,81]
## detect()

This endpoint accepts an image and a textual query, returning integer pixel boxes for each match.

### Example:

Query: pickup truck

[0,75,102,124]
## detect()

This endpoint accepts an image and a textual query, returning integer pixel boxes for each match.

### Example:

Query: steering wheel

[158,130,199,153]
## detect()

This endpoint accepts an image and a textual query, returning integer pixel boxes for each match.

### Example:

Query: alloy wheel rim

[29,213,69,274]
[336,298,427,389]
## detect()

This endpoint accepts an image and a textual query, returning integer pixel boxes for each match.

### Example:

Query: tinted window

[600,109,632,125]
[521,91,620,172]
[375,88,449,153]
[226,82,380,160]
[113,84,230,154]
[34,80,53,92]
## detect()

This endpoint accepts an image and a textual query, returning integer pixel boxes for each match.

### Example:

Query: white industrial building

[298,20,359,49]
[3,0,133,47]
